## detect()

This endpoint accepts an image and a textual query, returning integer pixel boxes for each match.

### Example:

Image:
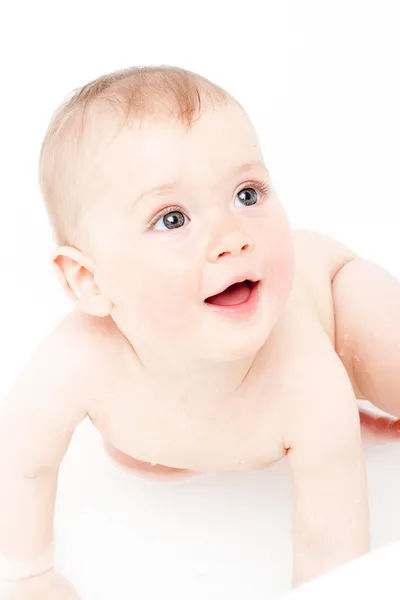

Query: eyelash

[145,180,271,230]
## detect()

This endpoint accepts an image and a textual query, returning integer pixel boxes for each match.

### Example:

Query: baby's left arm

[284,247,400,586]
[284,339,370,587]
[331,255,400,414]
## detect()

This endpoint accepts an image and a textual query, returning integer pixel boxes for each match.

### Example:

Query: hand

[359,406,400,443]
[0,569,80,600]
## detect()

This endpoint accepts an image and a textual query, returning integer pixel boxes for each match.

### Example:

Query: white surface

[52,421,400,600]
[283,541,400,600]
[1,1,400,598]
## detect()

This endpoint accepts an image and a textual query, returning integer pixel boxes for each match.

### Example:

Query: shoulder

[291,228,358,278]
[290,229,359,342]
[0,310,128,473]
[41,309,129,416]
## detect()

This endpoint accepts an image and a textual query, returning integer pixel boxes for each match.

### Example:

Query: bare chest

[92,375,285,473]
[90,309,333,474]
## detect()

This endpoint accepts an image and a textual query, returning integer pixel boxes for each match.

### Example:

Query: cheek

[271,242,294,301]
[262,214,294,301]
[133,268,198,333]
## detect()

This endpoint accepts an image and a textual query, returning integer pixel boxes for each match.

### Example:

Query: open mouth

[204,279,259,306]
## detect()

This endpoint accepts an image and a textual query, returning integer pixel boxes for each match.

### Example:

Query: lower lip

[204,281,261,319]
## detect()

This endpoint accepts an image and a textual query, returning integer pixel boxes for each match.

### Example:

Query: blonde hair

[38,65,236,248]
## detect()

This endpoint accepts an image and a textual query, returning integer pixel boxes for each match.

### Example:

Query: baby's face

[81,104,293,362]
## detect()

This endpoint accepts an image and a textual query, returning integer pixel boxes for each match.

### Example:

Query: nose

[206,218,254,262]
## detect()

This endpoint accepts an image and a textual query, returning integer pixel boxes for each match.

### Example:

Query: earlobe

[81,293,113,317]
[50,246,113,317]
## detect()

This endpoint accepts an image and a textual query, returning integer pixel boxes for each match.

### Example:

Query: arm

[284,326,370,586]
[332,255,400,415]
[0,315,101,594]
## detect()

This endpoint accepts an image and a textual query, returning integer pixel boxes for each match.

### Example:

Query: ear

[50,246,113,317]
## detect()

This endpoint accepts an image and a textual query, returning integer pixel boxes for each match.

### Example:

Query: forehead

[88,105,264,193]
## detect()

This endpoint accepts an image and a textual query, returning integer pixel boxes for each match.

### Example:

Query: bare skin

[1,103,400,598]
[97,230,355,478]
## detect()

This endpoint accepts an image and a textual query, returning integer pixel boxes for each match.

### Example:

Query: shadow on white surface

[54,420,400,600]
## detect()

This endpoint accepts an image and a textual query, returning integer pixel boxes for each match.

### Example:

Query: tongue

[205,281,251,306]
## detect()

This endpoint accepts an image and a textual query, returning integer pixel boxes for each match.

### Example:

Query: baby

[1,64,400,599]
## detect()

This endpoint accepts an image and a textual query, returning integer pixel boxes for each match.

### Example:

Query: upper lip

[204,273,260,301]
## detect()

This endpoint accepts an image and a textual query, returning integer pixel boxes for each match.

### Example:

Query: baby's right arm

[0,313,106,599]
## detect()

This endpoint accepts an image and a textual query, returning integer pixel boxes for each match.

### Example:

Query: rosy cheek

[265,228,294,300]
[135,282,194,332]
[274,246,294,299]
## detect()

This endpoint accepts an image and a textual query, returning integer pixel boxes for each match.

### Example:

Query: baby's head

[39,65,293,365]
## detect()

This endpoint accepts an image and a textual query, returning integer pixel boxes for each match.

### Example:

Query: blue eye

[149,206,185,231]
[157,210,186,231]
[235,187,259,207]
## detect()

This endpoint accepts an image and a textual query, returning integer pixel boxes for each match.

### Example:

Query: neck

[121,330,262,397]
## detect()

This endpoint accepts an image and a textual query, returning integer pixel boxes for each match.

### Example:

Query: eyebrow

[132,160,268,207]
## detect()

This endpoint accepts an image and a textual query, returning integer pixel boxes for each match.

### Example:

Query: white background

[1,1,400,599]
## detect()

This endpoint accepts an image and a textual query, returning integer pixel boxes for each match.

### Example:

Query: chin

[211,327,272,361]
